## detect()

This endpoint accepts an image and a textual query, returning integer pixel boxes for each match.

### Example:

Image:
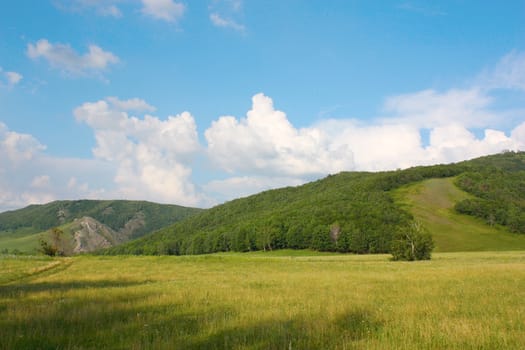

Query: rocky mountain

[0,200,202,254]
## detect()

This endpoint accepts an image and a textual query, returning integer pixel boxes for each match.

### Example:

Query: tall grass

[1,251,524,349]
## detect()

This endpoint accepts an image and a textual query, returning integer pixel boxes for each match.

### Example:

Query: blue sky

[1,0,525,211]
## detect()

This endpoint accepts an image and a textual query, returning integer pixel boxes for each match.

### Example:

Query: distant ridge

[0,200,202,253]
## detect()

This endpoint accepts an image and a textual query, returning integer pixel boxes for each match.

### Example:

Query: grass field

[0,231,42,253]
[393,177,525,252]
[1,251,524,349]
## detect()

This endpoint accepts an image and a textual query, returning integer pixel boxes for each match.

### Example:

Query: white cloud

[31,175,50,188]
[479,51,525,91]
[382,88,495,128]
[208,0,245,32]
[27,39,119,76]
[99,4,122,17]
[0,123,46,162]
[106,96,156,112]
[205,93,354,177]
[5,71,23,86]
[3,50,525,212]
[0,123,114,212]
[210,13,245,32]
[0,68,23,88]
[203,88,525,199]
[75,97,206,206]
[315,120,424,171]
[141,0,185,22]
[53,0,123,18]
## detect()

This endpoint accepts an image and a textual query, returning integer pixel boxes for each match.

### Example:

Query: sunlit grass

[1,251,524,349]
[393,177,525,252]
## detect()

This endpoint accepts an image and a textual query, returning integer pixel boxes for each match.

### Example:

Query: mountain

[0,200,202,253]
[105,151,525,256]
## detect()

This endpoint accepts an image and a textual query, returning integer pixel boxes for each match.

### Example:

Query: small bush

[391,221,434,261]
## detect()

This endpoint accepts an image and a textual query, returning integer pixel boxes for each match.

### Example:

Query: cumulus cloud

[0,122,113,212]
[75,97,205,206]
[202,88,525,201]
[205,93,354,177]
[141,0,185,22]
[0,123,46,163]
[27,39,119,76]
[205,93,524,178]
[4,50,525,211]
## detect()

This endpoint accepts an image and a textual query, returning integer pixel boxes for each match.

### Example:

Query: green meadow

[1,251,524,349]
[393,177,525,252]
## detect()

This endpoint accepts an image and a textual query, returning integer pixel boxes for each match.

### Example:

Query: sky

[1,0,525,212]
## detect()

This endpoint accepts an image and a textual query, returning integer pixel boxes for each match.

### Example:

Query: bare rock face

[72,217,118,253]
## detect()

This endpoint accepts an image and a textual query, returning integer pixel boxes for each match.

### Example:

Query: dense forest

[0,200,202,240]
[105,152,525,256]
[105,161,468,255]
[455,170,525,233]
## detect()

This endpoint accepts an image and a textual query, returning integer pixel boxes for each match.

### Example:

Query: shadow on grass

[1,278,382,350]
[184,308,383,350]
[0,278,224,349]
[0,279,150,295]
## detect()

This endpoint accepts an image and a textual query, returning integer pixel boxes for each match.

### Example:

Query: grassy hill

[106,151,525,256]
[393,178,525,251]
[0,200,202,254]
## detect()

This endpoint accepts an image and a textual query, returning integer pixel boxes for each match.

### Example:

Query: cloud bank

[1,50,525,211]
[74,97,205,206]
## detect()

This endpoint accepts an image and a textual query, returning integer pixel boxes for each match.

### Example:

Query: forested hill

[105,152,525,256]
[0,200,202,241]
[455,167,525,233]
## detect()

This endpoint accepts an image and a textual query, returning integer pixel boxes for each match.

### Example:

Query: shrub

[391,221,434,261]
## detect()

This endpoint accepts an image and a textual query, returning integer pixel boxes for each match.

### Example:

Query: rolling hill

[105,151,525,255]
[0,200,202,254]
[393,177,525,251]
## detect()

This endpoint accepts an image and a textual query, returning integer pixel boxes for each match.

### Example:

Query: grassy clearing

[0,231,42,253]
[0,255,66,284]
[393,177,525,252]
[1,251,524,349]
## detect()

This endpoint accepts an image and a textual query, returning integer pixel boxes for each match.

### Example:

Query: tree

[39,227,70,256]
[390,221,434,261]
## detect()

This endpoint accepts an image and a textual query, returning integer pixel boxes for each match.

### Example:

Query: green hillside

[0,200,202,253]
[393,178,525,251]
[106,151,525,256]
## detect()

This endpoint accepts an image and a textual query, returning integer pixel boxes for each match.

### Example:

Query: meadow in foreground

[1,251,524,349]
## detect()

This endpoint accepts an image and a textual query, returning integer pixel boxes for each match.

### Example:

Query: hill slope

[393,178,525,251]
[0,200,202,253]
[106,166,462,255]
[106,152,525,256]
